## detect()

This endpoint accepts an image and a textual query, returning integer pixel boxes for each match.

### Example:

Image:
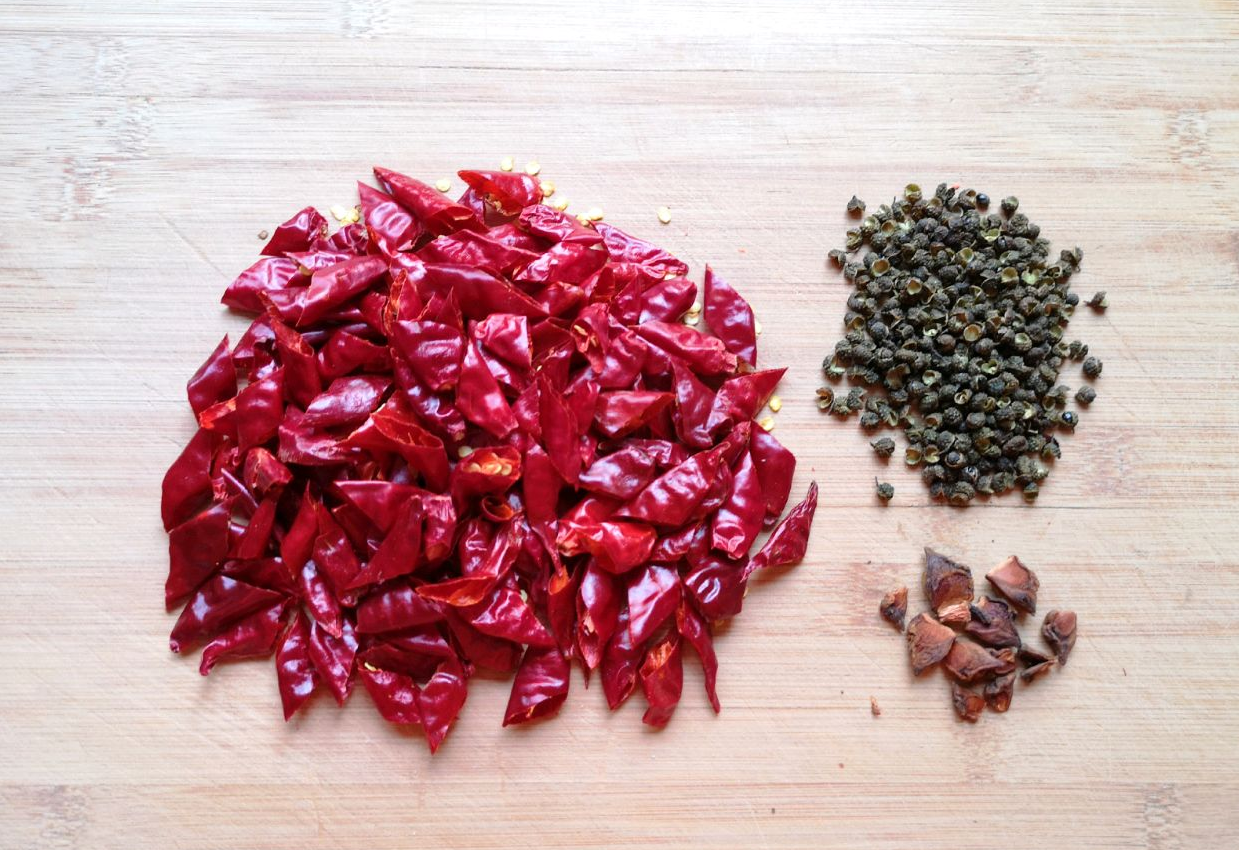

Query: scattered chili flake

[879,585,907,631]
[161,165,818,752]
[869,696,881,717]
[923,548,973,627]
[986,555,1040,615]
[1041,610,1077,665]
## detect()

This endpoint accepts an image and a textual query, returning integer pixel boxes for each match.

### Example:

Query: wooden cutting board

[2,1,1237,847]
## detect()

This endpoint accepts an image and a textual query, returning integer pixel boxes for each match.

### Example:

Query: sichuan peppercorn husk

[819,183,1102,504]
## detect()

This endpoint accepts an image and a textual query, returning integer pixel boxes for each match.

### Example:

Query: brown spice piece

[906,612,956,676]
[924,548,974,627]
[1017,645,1053,667]
[1042,610,1078,665]
[950,680,985,722]
[986,555,1040,615]
[870,696,881,717]
[943,637,1010,683]
[879,585,908,631]
[984,673,1016,712]
[965,596,1021,648]
[1020,659,1057,683]
[988,647,1017,676]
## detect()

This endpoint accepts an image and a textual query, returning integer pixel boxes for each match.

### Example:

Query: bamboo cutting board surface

[2,1,1238,847]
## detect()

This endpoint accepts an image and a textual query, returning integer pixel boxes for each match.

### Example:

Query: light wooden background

[2,1,1238,847]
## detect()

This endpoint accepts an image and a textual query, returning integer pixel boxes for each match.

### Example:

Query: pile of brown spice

[880,549,1077,721]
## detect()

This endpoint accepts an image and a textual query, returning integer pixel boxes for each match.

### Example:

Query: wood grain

[2,1,1238,847]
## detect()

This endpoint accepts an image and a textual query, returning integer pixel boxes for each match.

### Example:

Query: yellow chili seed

[524,160,541,176]
[539,180,556,197]
[435,178,451,193]
[757,416,776,432]
[755,320,763,335]
[656,206,672,224]
[584,206,604,222]
[329,204,349,222]
[499,156,515,172]
[684,313,700,326]
[457,446,474,459]
[550,196,569,211]
[768,395,783,413]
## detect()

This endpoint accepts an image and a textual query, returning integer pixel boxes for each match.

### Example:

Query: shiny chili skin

[503,646,571,727]
[276,610,319,719]
[703,265,757,366]
[164,167,818,749]
[639,632,684,728]
[744,482,819,580]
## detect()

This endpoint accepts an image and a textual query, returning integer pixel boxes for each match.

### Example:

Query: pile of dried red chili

[161,165,817,752]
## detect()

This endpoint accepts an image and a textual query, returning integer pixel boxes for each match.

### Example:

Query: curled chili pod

[703,265,758,366]
[276,610,319,720]
[503,646,570,727]
[261,206,328,257]
[357,182,419,257]
[743,426,792,520]
[743,481,818,580]
[165,165,818,749]
[198,602,287,675]
[418,656,469,753]
[676,602,721,713]
[458,169,543,216]
[374,166,482,235]
[639,633,684,728]
[187,336,237,416]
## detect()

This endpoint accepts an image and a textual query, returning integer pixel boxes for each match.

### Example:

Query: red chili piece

[161,165,818,751]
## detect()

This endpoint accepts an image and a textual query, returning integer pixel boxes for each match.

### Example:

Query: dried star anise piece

[965,596,1021,648]
[1017,645,1053,667]
[984,672,1015,712]
[1042,610,1077,665]
[879,585,908,631]
[906,612,956,675]
[943,637,1010,683]
[1019,658,1057,683]
[950,680,985,722]
[986,555,1040,615]
[923,548,974,627]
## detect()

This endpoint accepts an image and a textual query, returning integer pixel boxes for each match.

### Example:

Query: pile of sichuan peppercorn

[161,164,818,753]
[880,549,1077,721]
[821,184,1104,504]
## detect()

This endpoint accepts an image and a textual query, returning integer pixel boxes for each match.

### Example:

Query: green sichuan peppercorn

[819,182,1100,505]
[871,436,896,457]
[1082,356,1103,378]
[1075,385,1096,405]
[847,196,866,216]
[876,480,895,501]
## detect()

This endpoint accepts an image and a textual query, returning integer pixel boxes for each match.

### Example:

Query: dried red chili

[161,165,817,752]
